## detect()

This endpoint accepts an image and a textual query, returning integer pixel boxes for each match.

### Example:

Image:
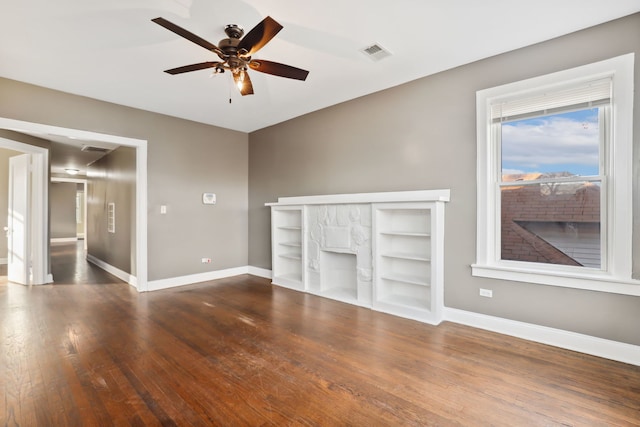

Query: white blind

[491,78,611,123]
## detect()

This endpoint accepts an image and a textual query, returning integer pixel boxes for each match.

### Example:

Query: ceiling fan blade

[152,17,221,55]
[237,16,283,56]
[233,70,254,96]
[164,62,221,75]
[248,60,309,81]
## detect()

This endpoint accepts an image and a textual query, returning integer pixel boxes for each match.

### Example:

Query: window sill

[471,264,640,296]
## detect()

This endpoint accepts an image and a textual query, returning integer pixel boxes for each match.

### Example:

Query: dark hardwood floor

[2,242,639,426]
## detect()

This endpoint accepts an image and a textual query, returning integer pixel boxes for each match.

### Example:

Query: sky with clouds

[501,108,600,177]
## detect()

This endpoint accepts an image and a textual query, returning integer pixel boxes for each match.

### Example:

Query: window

[473,54,639,295]
[500,105,604,269]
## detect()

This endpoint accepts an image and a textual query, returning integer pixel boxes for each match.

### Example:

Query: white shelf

[266,189,450,206]
[373,202,445,325]
[272,273,303,291]
[279,253,302,260]
[381,251,430,262]
[279,241,302,248]
[271,206,305,291]
[275,272,302,281]
[381,273,429,287]
[378,293,431,311]
[321,287,358,304]
[380,231,430,238]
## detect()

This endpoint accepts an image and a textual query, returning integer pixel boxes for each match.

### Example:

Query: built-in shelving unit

[270,206,304,290]
[267,190,449,325]
[373,202,444,324]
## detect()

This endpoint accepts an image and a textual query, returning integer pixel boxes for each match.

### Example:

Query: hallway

[49,241,122,285]
[0,241,123,286]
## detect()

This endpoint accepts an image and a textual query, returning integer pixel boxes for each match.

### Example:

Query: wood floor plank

[1,242,639,426]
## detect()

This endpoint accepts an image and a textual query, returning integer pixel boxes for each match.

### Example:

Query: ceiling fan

[151,16,309,96]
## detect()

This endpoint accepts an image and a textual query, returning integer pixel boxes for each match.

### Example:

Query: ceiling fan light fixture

[210,66,224,77]
[235,68,247,90]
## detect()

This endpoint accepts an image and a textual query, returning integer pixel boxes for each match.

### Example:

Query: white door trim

[8,154,31,284]
[0,118,148,291]
[0,138,49,284]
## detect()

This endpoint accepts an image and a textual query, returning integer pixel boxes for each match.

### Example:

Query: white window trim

[472,53,639,296]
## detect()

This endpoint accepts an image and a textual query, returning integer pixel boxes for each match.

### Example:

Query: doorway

[0,117,148,291]
[52,177,88,251]
[0,139,48,285]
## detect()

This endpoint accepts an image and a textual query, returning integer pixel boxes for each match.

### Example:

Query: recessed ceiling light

[65,168,80,175]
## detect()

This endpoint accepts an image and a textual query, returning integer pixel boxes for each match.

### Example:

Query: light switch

[160,205,167,214]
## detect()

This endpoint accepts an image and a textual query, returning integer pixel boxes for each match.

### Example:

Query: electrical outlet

[479,288,493,298]
[201,258,211,264]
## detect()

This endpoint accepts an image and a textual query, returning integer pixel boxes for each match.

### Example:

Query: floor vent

[360,43,391,61]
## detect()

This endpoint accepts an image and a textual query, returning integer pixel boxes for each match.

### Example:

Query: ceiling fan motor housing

[218,37,241,56]
[224,24,244,39]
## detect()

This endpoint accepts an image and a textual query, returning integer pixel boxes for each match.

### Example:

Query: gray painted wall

[50,182,77,239]
[0,79,249,281]
[249,14,640,345]
[0,148,22,259]
[87,147,136,274]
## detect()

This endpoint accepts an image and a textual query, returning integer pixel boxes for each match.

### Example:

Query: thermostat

[202,193,216,205]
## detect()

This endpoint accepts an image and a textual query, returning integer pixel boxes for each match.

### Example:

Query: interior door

[7,154,30,284]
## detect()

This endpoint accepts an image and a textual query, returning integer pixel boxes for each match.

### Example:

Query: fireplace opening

[321,251,357,301]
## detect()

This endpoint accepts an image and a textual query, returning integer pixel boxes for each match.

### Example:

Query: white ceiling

[1,0,639,134]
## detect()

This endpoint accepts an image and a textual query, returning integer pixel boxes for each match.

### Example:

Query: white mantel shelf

[267,189,450,325]
[266,189,450,207]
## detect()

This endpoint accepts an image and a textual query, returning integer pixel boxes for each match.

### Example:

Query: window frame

[472,54,639,296]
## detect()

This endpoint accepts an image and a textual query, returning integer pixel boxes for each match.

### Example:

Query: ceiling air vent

[81,145,111,153]
[360,43,391,61]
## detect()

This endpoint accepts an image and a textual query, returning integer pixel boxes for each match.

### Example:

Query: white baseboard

[51,237,78,243]
[86,254,138,288]
[444,307,640,366]
[248,266,272,279]
[147,266,250,292]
